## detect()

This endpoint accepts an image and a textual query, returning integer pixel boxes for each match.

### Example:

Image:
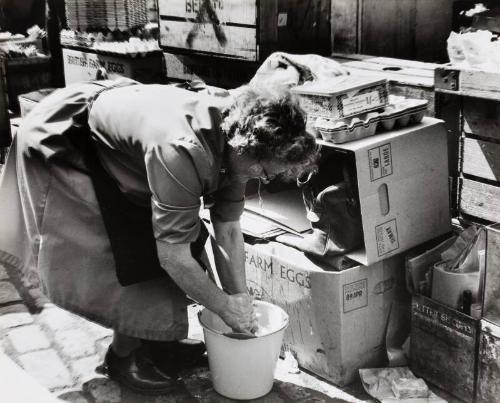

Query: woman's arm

[157,241,253,332]
[210,218,247,295]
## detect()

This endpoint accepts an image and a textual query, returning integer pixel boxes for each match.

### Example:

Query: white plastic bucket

[198,300,289,400]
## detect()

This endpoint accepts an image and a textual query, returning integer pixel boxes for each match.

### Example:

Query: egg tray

[314,96,429,144]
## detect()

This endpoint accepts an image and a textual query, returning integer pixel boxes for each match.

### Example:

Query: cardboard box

[320,118,451,266]
[62,47,164,85]
[291,76,389,121]
[245,241,408,386]
[476,320,500,403]
[410,295,480,403]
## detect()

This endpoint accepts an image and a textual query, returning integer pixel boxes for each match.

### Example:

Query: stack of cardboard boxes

[244,116,452,386]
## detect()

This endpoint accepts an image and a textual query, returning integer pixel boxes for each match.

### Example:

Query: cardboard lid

[291,76,387,96]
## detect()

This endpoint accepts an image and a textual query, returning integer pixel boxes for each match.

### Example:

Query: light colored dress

[0,79,245,340]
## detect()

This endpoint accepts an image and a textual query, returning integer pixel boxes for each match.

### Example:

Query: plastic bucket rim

[198,300,289,339]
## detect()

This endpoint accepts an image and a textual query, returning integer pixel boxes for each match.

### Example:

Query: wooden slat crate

[459,179,500,223]
[476,320,500,403]
[410,294,480,403]
[436,66,500,223]
[436,65,500,101]
[158,0,330,62]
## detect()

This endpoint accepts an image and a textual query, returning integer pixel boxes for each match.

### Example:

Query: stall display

[61,0,163,84]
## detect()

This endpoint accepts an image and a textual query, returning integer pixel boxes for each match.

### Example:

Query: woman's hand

[220,293,257,334]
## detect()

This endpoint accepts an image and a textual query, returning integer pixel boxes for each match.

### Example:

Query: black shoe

[98,346,182,395]
[142,339,208,374]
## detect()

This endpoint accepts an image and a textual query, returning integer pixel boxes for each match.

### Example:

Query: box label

[343,279,368,313]
[63,49,133,85]
[368,143,393,181]
[376,219,399,256]
[341,90,381,117]
[412,301,476,338]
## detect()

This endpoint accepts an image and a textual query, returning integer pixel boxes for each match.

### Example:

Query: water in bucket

[198,300,289,400]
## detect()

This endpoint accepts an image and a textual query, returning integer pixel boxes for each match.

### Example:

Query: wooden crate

[410,294,480,403]
[164,51,258,88]
[158,0,330,62]
[435,65,500,223]
[331,0,455,62]
[476,320,500,403]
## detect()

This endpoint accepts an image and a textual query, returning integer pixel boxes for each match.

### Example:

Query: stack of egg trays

[65,0,148,32]
[314,96,429,144]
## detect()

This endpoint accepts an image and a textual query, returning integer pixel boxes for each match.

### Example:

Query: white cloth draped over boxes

[0,78,245,340]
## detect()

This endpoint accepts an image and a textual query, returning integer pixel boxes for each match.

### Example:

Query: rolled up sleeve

[146,145,203,244]
[210,181,246,222]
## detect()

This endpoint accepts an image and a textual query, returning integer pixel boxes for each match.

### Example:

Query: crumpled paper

[249,51,349,92]
[447,30,500,71]
[359,367,447,403]
[439,225,485,273]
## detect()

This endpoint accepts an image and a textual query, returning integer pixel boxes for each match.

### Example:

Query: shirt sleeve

[209,180,246,222]
[145,144,203,244]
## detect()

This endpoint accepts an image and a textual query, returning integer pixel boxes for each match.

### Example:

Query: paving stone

[54,328,96,359]
[95,337,112,357]
[0,305,33,329]
[83,377,121,403]
[57,390,92,403]
[18,350,74,390]
[86,321,113,340]
[8,324,51,353]
[0,281,22,304]
[70,354,102,382]
[38,306,82,332]
[0,265,8,280]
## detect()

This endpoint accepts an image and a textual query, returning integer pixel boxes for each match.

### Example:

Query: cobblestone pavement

[0,263,373,403]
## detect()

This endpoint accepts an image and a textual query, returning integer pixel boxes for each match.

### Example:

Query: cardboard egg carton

[314,95,428,144]
[291,76,389,121]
